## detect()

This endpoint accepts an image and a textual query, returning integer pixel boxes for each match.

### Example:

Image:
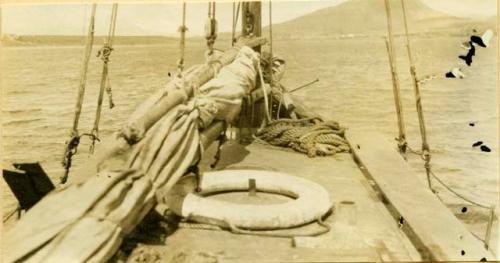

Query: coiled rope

[256,118,350,157]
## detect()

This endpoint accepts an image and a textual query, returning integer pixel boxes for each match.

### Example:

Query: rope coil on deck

[256,118,350,157]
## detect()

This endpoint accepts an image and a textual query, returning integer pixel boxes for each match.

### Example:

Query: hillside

[1,0,496,46]
[263,0,497,38]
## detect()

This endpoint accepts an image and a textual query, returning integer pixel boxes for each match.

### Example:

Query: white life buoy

[171,170,332,230]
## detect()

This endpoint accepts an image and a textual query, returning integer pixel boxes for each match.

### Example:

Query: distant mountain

[262,0,497,39]
[2,0,496,46]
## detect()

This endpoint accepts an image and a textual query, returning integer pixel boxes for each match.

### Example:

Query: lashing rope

[61,132,101,183]
[89,3,118,155]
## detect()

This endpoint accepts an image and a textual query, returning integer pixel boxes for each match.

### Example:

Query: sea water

[1,37,498,247]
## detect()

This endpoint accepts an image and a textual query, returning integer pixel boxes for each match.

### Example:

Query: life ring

[170,169,331,230]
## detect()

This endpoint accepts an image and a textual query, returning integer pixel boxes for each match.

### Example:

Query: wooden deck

[132,139,423,262]
[347,130,495,261]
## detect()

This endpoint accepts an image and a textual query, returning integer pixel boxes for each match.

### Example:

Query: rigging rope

[231,2,241,46]
[232,2,236,45]
[61,3,97,184]
[405,145,492,209]
[205,2,217,58]
[257,62,272,123]
[89,3,118,155]
[400,0,433,190]
[383,0,407,154]
[177,2,188,76]
[387,1,495,247]
[268,0,274,120]
[406,144,496,247]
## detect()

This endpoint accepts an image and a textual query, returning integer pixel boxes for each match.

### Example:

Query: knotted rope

[256,118,350,157]
[96,44,113,63]
[61,131,100,183]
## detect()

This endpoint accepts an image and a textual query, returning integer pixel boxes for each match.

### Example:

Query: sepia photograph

[0,0,498,262]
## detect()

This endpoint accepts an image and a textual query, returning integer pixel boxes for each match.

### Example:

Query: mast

[238,1,263,142]
[241,2,262,52]
[383,0,407,154]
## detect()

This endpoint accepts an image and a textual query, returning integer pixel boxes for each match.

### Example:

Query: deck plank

[158,140,421,261]
[346,130,495,261]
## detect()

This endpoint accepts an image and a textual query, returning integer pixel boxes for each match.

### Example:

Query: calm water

[1,37,498,245]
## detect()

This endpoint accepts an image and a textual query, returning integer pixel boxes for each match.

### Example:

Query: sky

[0,0,497,36]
